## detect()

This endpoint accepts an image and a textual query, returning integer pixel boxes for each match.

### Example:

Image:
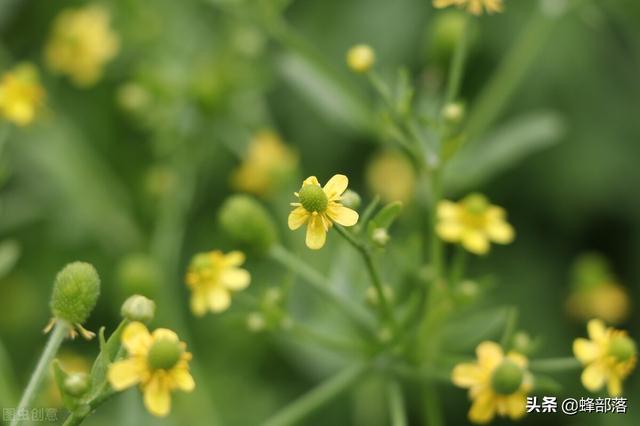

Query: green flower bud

[121,295,155,323]
[442,102,465,124]
[50,262,100,325]
[246,312,266,333]
[219,195,278,253]
[608,335,637,362]
[116,253,159,298]
[148,339,183,370]
[491,361,524,395]
[429,11,467,64]
[63,373,89,397]
[340,189,361,210]
[298,184,328,212]
[371,228,390,247]
[512,332,534,355]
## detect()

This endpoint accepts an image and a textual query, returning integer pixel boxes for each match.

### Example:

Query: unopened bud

[121,295,155,323]
[64,373,89,397]
[219,195,278,254]
[340,190,361,210]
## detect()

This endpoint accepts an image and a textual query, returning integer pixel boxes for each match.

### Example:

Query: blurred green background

[1,0,639,425]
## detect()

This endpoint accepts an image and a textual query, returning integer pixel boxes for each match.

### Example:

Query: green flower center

[148,339,183,370]
[463,193,489,215]
[608,336,637,362]
[491,361,524,395]
[299,185,328,213]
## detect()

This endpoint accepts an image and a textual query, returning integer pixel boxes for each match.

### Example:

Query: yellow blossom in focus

[433,0,503,15]
[452,341,533,424]
[288,174,359,249]
[573,319,637,396]
[231,130,298,197]
[45,5,119,87]
[185,250,251,315]
[0,63,45,126]
[346,44,375,73]
[436,193,514,255]
[366,150,416,204]
[107,322,195,417]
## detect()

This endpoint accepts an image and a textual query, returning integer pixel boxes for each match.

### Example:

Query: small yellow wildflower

[108,322,195,417]
[346,44,375,73]
[0,63,45,126]
[45,5,119,87]
[573,319,637,396]
[436,193,514,255]
[231,130,298,197]
[433,0,503,15]
[288,174,359,250]
[452,341,533,424]
[185,250,251,316]
[366,150,416,204]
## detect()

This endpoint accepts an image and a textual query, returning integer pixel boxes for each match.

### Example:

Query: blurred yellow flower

[108,322,195,417]
[436,193,514,255]
[573,319,636,396]
[346,44,375,73]
[0,63,44,126]
[231,130,298,197]
[366,150,416,204]
[45,5,119,87]
[185,250,251,315]
[452,341,532,424]
[433,0,503,15]
[288,174,359,249]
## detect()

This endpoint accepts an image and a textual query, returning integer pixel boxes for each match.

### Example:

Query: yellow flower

[45,5,119,87]
[452,341,533,424]
[436,193,514,255]
[288,175,359,250]
[185,250,251,316]
[346,44,375,73]
[366,150,416,204]
[0,63,45,126]
[108,322,195,417]
[573,319,637,396]
[231,130,298,197]
[433,0,503,15]
[567,283,631,325]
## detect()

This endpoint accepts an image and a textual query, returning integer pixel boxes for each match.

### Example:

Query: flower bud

[50,262,100,325]
[340,189,361,210]
[64,373,89,397]
[246,312,266,333]
[442,102,465,124]
[371,228,390,247]
[346,44,375,73]
[121,295,155,323]
[116,254,159,299]
[218,195,278,253]
[491,361,524,395]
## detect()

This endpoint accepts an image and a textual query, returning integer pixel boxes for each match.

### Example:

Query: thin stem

[12,321,69,426]
[448,246,466,287]
[262,363,369,426]
[422,384,444,426]
[428,171,443,282]
[269,244,374,332]
[529,357,582,373]
[444,15,470,106]
[499,307,519,349]
[387,380,408,426]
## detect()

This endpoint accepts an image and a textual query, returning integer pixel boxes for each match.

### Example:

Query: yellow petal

[305,214,327,250]
[122,322,152,355]
[587,319,607,342]
[190,291,208,317]
[476,341,503,370]
[224,251,245,267]
[288,207,309,230]
[152,328,179,343]
[143,374,171,417]
[107,358,145,390]
[221,268,251,291]
[505,393,526,419]
[452,363,482,388]
[303,176,320,186]
[171,367,195,392]
[208,287,231,312]
[326,204,358,227]
[486,220,514,244]
[323,174,348,200]
[462,231,490,255]
[581,362,606,392]
[573,338,600,364]
[468,391,496,424]
[607,375,622,397]
[436,221,463,242]
[437,200,459,220]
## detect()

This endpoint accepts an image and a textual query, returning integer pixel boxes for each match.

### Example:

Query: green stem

[444,15,470,106]
[11,321,69,426]
[269,244,374,332]
[499,307,519,349]
[448,246,466,287]
[422,384,444,426]
[428,171,443,282]
[529,357,581,373]
[262,363,369,426]
[387,381,408,426]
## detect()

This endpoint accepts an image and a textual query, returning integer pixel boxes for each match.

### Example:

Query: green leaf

[443,111,566,193]
[441,307,511,351]
[52,360,79,411]
[367,202,403,233]
[87,321,127,398]
[0,239,20,280]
